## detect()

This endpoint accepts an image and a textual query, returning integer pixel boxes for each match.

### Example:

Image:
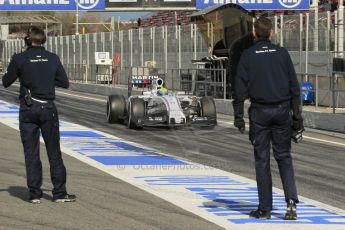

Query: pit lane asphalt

[0,85,344,227]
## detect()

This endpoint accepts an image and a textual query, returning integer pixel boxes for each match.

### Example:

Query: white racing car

[106,78,217,129]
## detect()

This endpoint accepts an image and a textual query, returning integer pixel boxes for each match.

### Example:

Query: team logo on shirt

[278,0,302,8]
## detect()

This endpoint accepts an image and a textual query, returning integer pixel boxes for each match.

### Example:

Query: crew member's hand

[234,119,245,133]
[292,117,304,131]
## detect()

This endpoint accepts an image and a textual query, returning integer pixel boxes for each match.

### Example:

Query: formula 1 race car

[106,78,217,129]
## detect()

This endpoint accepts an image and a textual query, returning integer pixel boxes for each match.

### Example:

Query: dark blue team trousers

[249,102,298,211]
[19,99,67,200]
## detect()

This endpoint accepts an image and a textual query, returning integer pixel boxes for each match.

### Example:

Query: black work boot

[249,209,271,219]
[284,199,297,220]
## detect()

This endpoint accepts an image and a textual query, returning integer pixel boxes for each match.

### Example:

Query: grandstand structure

[0,15,62,39]
[139,11,195,28]
[135,0,341,29]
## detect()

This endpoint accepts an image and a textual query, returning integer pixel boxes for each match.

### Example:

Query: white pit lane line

[56,91,106,103]
[218,120,345,148]
[6,84,106,103]
[1,99,345,230]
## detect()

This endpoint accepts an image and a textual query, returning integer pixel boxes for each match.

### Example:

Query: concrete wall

[69,82,128,97]
[69,82,142,98]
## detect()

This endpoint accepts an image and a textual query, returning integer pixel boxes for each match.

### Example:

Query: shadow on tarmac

[202,199,286,220]
[0,186,53,202]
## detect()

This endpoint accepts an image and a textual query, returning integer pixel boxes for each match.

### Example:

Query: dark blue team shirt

[2,46,69,100]
[234,39,300,104]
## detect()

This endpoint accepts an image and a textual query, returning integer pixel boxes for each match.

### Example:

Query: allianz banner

[197,0,310,10]
[0,0,105,11]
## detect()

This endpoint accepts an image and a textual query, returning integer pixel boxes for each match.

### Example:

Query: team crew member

[233,17,303,220]
[2,26,76,204]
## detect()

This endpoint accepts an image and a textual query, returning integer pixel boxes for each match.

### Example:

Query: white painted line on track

[56,91,106,103]
[6,83,107,103]
[218,120,345,148]
[302,136,345,147]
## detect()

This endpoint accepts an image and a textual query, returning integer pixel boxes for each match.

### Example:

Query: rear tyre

[107,95,126,124]
[128,98,145,129]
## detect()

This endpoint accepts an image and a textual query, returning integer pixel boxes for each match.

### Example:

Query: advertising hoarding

[0,0,310,11]
[105,0,196,11]
[197,0,310,10]
[0,0,105,11]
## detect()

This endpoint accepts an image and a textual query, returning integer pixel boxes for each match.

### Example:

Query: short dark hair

[254,17,272,39]
[28,26,46,45]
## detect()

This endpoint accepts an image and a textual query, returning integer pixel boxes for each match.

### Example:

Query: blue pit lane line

[62,133,187,165]
[89,156,187,165]
[60,131,105,138]
[137,176,345,225]
[0,111,19,113]
[0,102,187,166]
[60,131,187,165]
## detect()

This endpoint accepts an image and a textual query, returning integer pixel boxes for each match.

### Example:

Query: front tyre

[200,96,217,118]
[199,97,217,128]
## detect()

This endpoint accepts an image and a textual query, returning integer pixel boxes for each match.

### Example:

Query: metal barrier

[64,66,345,106]
[65,64,227,99]
[331,72,345,113]
[64,64,114,86]
[2,10,342,72]
[297,73,345,113]
[165,68,227,99]
[2,24,208,71]
[113,66,227,99]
